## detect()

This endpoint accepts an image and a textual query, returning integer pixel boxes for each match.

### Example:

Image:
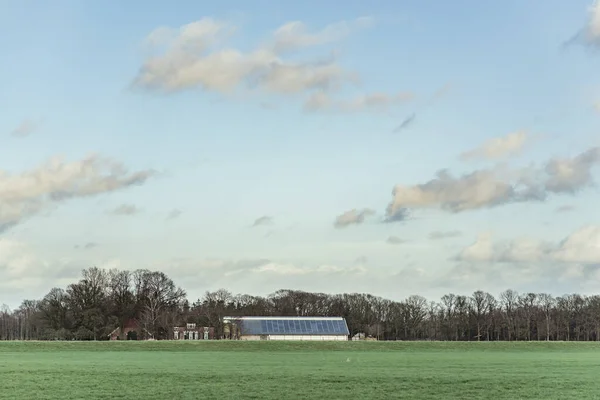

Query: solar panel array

[240,318,349,336]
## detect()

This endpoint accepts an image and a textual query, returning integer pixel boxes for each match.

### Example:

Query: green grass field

[1,341,599,399]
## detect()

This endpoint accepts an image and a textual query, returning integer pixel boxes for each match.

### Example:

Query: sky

[1,0,600,308]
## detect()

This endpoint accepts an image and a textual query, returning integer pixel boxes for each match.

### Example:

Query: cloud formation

[166,209,182,220]
[252,215,273,227]
[333,208,375,228]
[270,18,373,52]
[460,131,528,161]
[0,239,85,303]
[456,225,600,266]
[429,230,462,240]
[10,119,39,137]
[75,242,98,250]
[386,235,406,245]
[0,245,377,307]
[385,146,600,219]
[133,17,409,111]
[583,1,600,46]
[134,18,363,94]
[556,205,575,213]
[110,204,140,216]
[0,155,155,232]
[563,1,600,48]
[304,91,414,113]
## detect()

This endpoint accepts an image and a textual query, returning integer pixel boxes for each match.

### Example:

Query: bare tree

[470,291,488,341]
[500,289,518,341]
[538,293,554,341]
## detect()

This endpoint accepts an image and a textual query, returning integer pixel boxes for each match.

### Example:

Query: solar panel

[238,318,349,335]
[326,320,333,332]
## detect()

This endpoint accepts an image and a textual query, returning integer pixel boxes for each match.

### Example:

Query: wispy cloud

[386,236,406,245]
[74,242,98,250]
[333,208,375,228]
[460,131,529,161]
[305,91,414,113]
[429,230,462,240]
[0,155,155,232]
[252,215,274,227]
[133,17,379,104]
[556,205,576,213]
[166,209,182,220]
[110,204,140,216]
[10,119,40,138]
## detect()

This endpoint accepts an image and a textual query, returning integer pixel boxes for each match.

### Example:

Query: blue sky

[1,0,600,308]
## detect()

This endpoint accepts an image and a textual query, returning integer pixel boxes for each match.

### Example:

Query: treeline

[1,266,599,341]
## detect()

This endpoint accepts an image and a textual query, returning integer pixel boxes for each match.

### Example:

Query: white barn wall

[239,335,261,341]
[267,335,348,341]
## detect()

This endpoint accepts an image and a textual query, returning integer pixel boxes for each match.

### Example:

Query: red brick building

[108,319,153,340]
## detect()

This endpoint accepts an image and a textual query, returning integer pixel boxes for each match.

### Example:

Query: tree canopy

[1,267,599,341]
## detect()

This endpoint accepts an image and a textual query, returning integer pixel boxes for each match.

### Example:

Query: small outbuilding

[108,319,153,340]
[223,316,350,341]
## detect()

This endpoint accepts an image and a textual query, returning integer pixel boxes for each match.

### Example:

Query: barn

[223,316,350,341]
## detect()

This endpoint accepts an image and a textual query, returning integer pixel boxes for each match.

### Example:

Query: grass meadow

[1,341,599,399]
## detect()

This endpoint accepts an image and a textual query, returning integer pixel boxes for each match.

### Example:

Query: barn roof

[223,316,350,336]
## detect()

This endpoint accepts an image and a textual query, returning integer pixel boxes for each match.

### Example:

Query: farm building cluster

[109,316,351,341]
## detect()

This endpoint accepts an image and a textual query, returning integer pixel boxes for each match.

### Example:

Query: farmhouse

[173,323,215,340]
[223,316,350,341]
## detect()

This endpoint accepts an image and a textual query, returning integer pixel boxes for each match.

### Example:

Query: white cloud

[457,232,495,262]
[304,91,414,113]
[271,17,373,53]
[225,261,367,277]
[584,1,600,45]
[0,154,155,231]
[0,239,37,281]
[132,17,409,111]
[567,1,600,48]
[385,146,600,220]
[544,147,600,193]
[142,256,420,303]
[553,226,600,264]
[460,131,528,161]
[438,226,600,294]
[133,18,364,95]
[0,239,83,303]
[333,208,375,228]
[456,225,600,265]
[3,231,599,309]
